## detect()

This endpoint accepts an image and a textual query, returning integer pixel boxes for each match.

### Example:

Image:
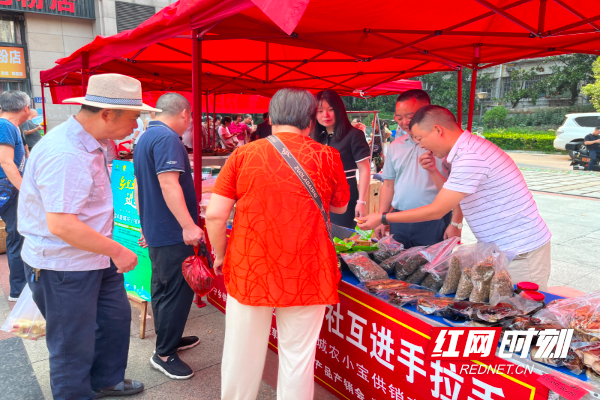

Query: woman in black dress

[312,89,371,229]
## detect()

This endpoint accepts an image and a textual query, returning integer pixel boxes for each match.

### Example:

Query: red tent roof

[40,0,600,96]
[350,79,422,98]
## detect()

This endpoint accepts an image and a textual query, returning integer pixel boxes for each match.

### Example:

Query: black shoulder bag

[266,135,333,242]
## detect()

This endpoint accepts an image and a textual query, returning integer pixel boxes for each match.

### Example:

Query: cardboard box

[366,180,383,215]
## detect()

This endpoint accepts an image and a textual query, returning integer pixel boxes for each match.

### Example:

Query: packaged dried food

[473,302,523,323]
[573,342,600,375]
[586,369,600,385]
[341,252,388,282]
[416,296,455,315]
[437,256,462,294]
[490,270,513,298]
[455,267,473,301]
[372,236,404,263]
[385,246,426,279]
[396,238,460,280]
[364,279,410,294]
[387,288,436,307]
[447,301,486,320]
[470,255,496,303]
[502,316,541,331]
[541,291,600,342]
[406,269,429,285]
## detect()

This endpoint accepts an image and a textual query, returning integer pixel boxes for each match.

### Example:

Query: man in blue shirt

[0,91,30,301]
[134,93,204,380]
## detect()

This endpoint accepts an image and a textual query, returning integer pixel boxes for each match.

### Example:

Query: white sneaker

[8,296,18,302]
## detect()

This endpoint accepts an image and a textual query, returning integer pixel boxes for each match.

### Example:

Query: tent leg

[205,92,210,149]
[457,67,463,127]
[467,67,477,132]
[212,93,217,149]
[41,83,47,135]
[192,28,203,217]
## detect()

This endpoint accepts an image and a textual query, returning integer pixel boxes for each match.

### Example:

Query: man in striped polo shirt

[358,105,552,290]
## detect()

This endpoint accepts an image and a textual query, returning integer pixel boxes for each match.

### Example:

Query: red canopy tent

[39,0,600,199]
[350,79,423,98]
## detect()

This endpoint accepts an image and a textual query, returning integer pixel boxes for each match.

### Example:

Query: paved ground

[1,157,599,400]
[507,151,572,171]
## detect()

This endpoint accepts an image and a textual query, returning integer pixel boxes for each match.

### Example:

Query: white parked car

[554,113,600,158]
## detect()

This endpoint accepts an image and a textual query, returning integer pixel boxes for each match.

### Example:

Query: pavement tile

[22,335,49,363]
[548,260,599,285]
[31,359,56,400]
[179,311,226,373]
[551,243,600,269]
[565,273,600,294]
[0,337,45,400]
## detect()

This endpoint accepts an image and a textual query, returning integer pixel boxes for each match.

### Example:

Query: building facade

[0,0,169,130]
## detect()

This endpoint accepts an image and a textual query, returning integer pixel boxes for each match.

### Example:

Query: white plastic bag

[1,285,46,340]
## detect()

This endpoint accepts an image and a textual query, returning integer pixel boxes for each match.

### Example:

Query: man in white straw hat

[18,73,160,400]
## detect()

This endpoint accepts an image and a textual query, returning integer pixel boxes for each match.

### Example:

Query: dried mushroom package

[469,255,496,303]
[396,237,460,281]
[455,267,474,301]
[341,251,388,282]
[386,246,427,279]
[372,236,404,263]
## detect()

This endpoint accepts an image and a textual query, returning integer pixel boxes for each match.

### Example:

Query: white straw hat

[64,73,161,112]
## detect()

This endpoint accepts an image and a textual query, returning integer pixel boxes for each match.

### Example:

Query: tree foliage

[582,56,600,111]
[501,66,547,108]
[545,54,596,105]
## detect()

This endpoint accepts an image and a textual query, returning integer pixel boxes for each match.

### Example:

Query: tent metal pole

[192,28,203,213]
[205,91,210,149]
[467,66,478,132]
[213,92,217,149]
[81,52,89,92]
[41,83,47,135]
[457,67,463,127]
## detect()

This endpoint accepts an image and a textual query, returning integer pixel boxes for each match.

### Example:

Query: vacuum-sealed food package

[341,252,389,282]
[416,296,455,315]
[372,236,404,263]
[387,288,436,307]
[364,279,410,294]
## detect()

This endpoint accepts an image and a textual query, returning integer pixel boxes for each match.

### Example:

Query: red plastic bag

[182,243,216,297]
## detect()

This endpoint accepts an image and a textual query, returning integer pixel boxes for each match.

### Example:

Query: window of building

[0,14,22,45]
[115,2,156,33]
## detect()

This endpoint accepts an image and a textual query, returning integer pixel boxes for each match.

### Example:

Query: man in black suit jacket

[252,112,272,141]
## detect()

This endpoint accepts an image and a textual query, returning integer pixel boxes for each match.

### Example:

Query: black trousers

[148,242,195,357]
[585,149,598,171]
[390,210,452,249]
[1,193,25,298]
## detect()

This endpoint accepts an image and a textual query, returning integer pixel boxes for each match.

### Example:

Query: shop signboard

[0,0,95,19]
[0,47,25,79]
[111,160,152,301]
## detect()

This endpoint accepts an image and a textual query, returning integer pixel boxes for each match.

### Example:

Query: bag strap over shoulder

[266,135,332,242]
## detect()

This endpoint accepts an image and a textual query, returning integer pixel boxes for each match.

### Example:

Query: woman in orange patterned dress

[206,88,350,400]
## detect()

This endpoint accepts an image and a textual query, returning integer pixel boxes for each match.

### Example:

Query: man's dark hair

[221,116,232,126]
[215,115,222,122]
[396,89,431,105]
[409,105,457,131]
[232,113,241,120]
[262,112,269,120]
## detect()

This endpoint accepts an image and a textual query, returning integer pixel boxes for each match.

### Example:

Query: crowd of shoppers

[0,70,553,400]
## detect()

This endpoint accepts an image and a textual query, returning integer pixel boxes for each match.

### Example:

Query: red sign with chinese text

[208,278,551,400]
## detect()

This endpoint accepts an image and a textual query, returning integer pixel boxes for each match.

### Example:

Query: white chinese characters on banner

[430,361,464,400]
[370,323,395,370]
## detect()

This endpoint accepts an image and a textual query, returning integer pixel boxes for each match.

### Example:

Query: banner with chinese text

[111,160,152,301]
[208,277,551,400]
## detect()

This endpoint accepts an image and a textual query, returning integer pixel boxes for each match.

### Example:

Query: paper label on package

[537,374,586,400]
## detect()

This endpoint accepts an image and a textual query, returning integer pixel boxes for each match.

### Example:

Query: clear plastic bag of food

[489,252,515,299]
[1,285,46,340]
[455,266,474,301]
[363,279,410,294]
[416,296,455,315]
[469,255,496,303]
[341,251,389,282]
[472,302,525,323]
[372,235,404,263]
[406,268,430,285]
[392,246,428,280]
[396,237,460,281]
[386,288,436,307]
[444,301,486,320]
[540,291,600,342]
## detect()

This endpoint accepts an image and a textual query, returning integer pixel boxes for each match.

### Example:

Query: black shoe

[178,336,200,352]
[94,379,144,398]
[150,353,194,380]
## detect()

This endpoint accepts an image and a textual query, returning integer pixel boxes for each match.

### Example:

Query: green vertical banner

[111,160,152,301]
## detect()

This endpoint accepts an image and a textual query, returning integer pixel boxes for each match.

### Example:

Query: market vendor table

[208,270,600,400]
[200,155,230,168]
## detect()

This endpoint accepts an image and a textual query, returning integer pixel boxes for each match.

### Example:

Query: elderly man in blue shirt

[18,74,160,400]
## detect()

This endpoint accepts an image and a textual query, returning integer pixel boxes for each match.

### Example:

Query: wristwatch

[381,212,389,226]
[451,222,463,229]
